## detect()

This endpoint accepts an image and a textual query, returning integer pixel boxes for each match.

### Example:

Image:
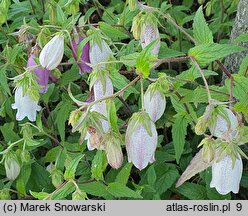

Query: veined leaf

[99,22,129,41]
[107,182,142,199]
[172,113,189,163]
[64,154,83,180]
[193,6,213,45]
[188,43,244,67]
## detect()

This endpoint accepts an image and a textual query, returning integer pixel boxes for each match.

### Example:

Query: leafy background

[0,0,248,200]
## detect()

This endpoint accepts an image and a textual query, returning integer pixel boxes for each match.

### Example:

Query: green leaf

[172,113,189,163]
[0,66,10,95]
[115,163,132,185]
[147,165,157,186]
[27,162,54,193]
[241,171,248,188]
[136,40,157,78]
[106,100,118,133]
[238,54,248,76]
[154,164,179,194]
[16,164,31,196]
[51,181,76,200]
[64,154,83,180]
[44,146,62,163]
[107,182,142,199]
[158,46,185,59]
[91,150,108,180]
[176,182,207,200]
[234,33,248,43]
[30,191,49,200]
[188,43,244,67]
[193,6,213,45]
[0,122,20,143]
[55,101,74,141]
[99,22,129,41]
[78,181,110,198]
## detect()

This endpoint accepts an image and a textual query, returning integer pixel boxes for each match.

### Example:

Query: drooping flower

[104,132,123,169]
[11,85,41,122]
[140,23,160,56]
[4,151,21,181]
[125,112,158,170]
[209,108,239,141]
[144,87,166,122]
[86,75,114,150]
[71,36,92,74]
[210,154,243,195]
[27,53,50,93]
[39,34,64,70]
[89,39,112,68]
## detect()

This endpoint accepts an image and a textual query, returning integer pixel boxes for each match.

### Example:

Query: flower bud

[210,153,243,195]
[27,53,50,93]
[0,188,10,200]
[195,116,208,135]
[4,151,21,181]
[199,138,215,163]
[89,39,112,68]
[39,35,64,70]
[125,112,158,170]
[144,87,166,122]
[209,108,238,141]
[140,23,160,55]
[104,133,123,169]
[131,14,142,40]
[20,150,30,163]
[71,36,92,74]
[11,86,41,122]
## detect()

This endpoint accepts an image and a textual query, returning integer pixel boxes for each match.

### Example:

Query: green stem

[140,76,145,111]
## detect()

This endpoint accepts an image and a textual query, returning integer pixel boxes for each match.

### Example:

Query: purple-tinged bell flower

[89,40,112,68]
[11,85,41,122]
[27,54,50,93]
[210,154,243,195]
[71,36,92,74]
[144,88,166,122]
[125,112,158,170]
[140,24,160,56]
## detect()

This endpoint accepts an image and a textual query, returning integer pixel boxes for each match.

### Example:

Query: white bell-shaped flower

[12,86,41,122]
[140,24,160,56]
[144,88,166,122]
[209,108,238,141]
[86,75,114,150]
[89,40,112,68]
[39,35,64,70]
[210,154,243,195]
[125,112,158,170]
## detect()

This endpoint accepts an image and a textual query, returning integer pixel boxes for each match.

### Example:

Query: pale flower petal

[125,116,157,170]
[144,89,166,122]
[210,154,243,195]
[209,108,238,140]
[89,40,112,67]
[11,86,41,122]
[140,24,160,56]
[39,35,64,70]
